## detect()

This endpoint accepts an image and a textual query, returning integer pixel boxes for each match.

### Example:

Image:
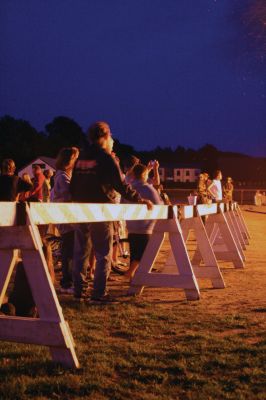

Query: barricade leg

[235,204,251,243]
[128,218,200,301]
[228,209,246,250]
[223,210,246,261]
[205,211,244,269]
[181,217,225,289]
[0,222,79,369]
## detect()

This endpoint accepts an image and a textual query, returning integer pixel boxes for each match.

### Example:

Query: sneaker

[90,293,118,304]
[111,263,128,275]
[117,260,128,267]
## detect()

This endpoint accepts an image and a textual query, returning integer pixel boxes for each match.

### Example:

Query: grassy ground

[0,209,265,399]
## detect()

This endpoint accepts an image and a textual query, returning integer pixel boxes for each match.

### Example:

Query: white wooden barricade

[0,201,249,368]
[199,203,247,269]
[180,204,225,288]
[0,202,169,368]
[27,203,202,300]
[128,206,200,300]
[0,202,80,369]
[218,203,245,261]
[128,204,226,297]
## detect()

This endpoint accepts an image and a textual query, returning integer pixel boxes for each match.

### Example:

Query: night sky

[1,0,265,156]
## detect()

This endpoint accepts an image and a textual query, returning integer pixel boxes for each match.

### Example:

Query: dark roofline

[18,156,56,171]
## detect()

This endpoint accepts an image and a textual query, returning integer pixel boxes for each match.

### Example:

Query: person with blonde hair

[51,147,80,293]
[125,163,163,280]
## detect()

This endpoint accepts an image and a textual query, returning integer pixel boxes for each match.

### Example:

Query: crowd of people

[0,120,236,311]
[196,170,234,205]
[0,121,170,311]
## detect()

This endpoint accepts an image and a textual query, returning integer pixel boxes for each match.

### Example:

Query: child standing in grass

[125,163,163,280]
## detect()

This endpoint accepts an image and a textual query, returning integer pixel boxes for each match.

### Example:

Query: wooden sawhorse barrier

[0,202,79,368]
[193,202,250,269]
[180,204,225,288]
[128,204,226,297]
[0,201,250,368]
[128,207,201,300]
[0,202,170,368]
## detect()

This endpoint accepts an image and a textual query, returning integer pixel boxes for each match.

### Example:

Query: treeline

[0,114,255,174]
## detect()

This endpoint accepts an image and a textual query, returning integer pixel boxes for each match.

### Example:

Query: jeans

[60,230,75,289]
[73,221,113,298]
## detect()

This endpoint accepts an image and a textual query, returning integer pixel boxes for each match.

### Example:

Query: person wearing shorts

[125,163,163,280]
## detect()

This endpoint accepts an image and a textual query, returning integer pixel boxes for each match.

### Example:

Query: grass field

[0,208,265,399]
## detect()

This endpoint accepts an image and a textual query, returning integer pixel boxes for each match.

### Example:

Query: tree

[197,144,219,174]
[45,116,85,156]
[0,115,45,168]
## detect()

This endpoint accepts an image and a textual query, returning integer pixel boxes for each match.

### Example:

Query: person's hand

[138,199,153,210]
[153,159,159,169]
[147,159,159,171]
[147,160,154,171]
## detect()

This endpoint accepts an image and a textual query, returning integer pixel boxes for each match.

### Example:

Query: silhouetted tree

[0,115,45,168]
[113,139,136,159]
[174,146,186,162]
[198,144,219,175]
[45,116,85,156]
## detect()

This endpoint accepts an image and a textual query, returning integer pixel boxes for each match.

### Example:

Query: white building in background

[18,156,56,178]
[159,164,201,183]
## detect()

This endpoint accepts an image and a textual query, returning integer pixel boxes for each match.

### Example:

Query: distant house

[159,163,201,183]
[18,156,56,178]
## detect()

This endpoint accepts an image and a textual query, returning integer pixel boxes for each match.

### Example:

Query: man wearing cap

[70,121,152,302]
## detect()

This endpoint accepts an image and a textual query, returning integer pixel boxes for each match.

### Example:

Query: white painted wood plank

[0,318,69,346]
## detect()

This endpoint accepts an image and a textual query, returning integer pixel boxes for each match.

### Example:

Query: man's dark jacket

[70,143,142,204]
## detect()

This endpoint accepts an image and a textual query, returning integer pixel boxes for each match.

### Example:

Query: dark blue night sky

[1,0,265,156]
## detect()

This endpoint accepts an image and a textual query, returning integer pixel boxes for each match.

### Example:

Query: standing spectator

[124,155,140,184]
[223,177,234,202]
[0,159,35,317]
[18,173,33,201]
[208,170,223,202]
[42,169,54,202]
[125,163,163,280]
[28,164,54,281]
[0,159,32,201]
[197,173,211,204]
[70,121,152,302]
[21,172,33,185]
[254,190,262,206]
[51,147,79,294]
[28,164,45,202]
